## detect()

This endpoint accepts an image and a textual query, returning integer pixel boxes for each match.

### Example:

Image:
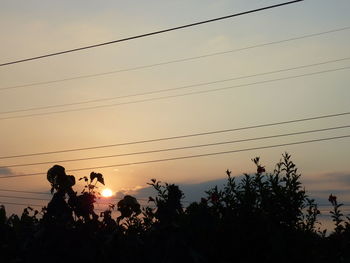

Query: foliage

[1,153,350,262]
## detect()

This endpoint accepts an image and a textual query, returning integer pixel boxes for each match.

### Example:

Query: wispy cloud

[302,172,350,204]
[126,172,350,205]
[0,167,13,176]
[124,177,232,203]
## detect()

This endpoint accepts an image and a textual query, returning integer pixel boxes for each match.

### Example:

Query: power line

[2,56,349,115]
[0,201,166,211]
[0,194,184,204]
[0,188,50,195]
[3,193,350,207]
[1,191,350,208]
[0,188,346,207]
[0,193,142,204]
[3,189,349,207]
[2,125,349,168]
[0,201,43,208]
[0,111,349,160]
[1,134,349,179]
[1,201,349,214]
[1,65,349,121]
[0,189,164,203]
[0,1,303,67]
[2,26,349,92]
[0,188,150,204]
[0,194,50,201]
[0,194,139,203]
[0,201,111,212]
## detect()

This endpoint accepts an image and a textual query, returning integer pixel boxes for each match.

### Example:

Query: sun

[101,188,113,198]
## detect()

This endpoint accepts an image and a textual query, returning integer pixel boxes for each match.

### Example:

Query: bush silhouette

[1,153,350,262]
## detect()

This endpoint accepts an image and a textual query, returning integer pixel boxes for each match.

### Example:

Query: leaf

[252,157,260,165]
[98,176,105,185]
[90,172,96,181]
[90,172,104,185]
[0,206,6,225]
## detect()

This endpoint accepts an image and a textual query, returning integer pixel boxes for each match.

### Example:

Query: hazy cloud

[303,172,350,184]
[325,173,350,186]
[127,173,350,205]
[114,185,145,199]
[0,167,13,175]
[127,177,239,203]
[301,172,350,204]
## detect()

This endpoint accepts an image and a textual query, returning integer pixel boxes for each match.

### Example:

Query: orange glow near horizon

[101,188,113,198]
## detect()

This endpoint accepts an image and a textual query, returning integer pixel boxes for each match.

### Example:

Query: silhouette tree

[0,154,350,262]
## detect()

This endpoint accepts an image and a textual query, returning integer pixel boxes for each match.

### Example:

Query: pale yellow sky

[0,0,350,215]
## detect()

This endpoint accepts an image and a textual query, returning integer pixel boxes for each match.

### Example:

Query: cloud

[126,172,350,206]
[0,167,13,176]
[125,177,239,203]
[303,172,350,185]
[300,172,350,204]
[178,178,230,202]
[302,172,350,192]
[325,173,350,186]
[114,185,145,199]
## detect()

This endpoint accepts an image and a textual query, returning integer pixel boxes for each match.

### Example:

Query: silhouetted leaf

[90,172,104,185]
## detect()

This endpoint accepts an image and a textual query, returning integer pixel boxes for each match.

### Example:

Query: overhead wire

[0,194,50,202]
[0,0,303,67]
[1,56,349,115]
[0,189,349,209]
[0,193,188,204]
[0,201,44,208]
[1,134,349,179]
[0,201,113,212]
[0,188,50,195]
[0,194,140,203]
[0,111,349,160]
[1,200,350,215]
[0,188,149,203]
[2,189,349,208]
[3,0,348,212]
[0,189,349,208]
[0,189,346,207]
[1,25,349,92]
[1,65,350,121]
[1,125,349,168]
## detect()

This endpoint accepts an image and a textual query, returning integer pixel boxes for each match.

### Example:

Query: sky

[0,0,349,216]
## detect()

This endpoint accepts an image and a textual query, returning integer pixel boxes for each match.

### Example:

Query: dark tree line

[1,153,350,263]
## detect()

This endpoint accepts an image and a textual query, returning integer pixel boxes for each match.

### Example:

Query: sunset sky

[0,0,349,215]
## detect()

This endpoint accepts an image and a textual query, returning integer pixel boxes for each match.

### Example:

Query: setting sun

[101,188,113,198]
